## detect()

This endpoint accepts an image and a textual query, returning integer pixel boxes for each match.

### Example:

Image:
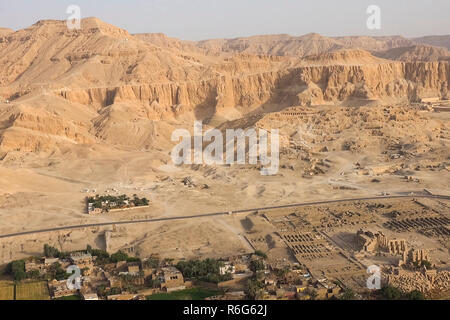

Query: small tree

[254,250,268,259]
[275,266,290,278]
[110,251,129,263]
[26,270,41,280]
[144,257,160,269]
[407,290,425,300]
[305,288,318,300]
[250,259,265,273]
[246,278,265,300]
[341,288,356,300]
[48,262,68,281]
[44,244,60,258]
[97,285,107,297]
[380,285,403,300]
[7,260,26,281]
[126,256,141,263]
[14,270,26,281]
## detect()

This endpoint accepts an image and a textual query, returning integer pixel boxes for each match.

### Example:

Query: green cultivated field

[0,281,15,300]
[54,295,82,300]
[15,281,50,300]
[146,287,222,300]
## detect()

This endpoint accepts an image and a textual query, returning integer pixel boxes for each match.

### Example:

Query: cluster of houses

[23,249,344,300]
[206,254,343,300]
[260,271,341,300]
[25,251,191,300]
[249,256,342,300]
[86,194,149,215]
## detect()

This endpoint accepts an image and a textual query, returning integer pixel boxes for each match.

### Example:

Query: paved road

[0,194,449,239]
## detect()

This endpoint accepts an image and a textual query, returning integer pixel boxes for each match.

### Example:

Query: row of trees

[43,244,71,259]
[176,259,233,284]
[4,259,69,282]
[342,285,425,300]
[86,245,141,265]
[143,257,160,269]
[245,255,268,299]
[246,277,265,300]
[379,285,425,300]
[97,285,122,298]
[87,194,149,209]
[5,260,26,281]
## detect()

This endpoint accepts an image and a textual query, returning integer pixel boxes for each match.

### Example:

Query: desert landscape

[0,17,449,300]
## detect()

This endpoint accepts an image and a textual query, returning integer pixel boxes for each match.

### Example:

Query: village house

[234,262,250,274]
[294,279,311,293]
[263,274,278,286]
[44,257,60,266]
[106,275,122,288]
[70,252,94,269]
[25,259,45,274]
[314,280,341,300]
[227,254,252,273]
[265,284,278,295]
[82,292,99,300]
[87,203,102,215]
[142,266,155,277]
[127,264,140,275]
[107,293,140,300]
[314,286,341,300]
[115,261,127,272]
[102,263,117,273]
[160,267,185,292]
[219,262,236,275]
[49,279,79,298]
[275,286,297,300]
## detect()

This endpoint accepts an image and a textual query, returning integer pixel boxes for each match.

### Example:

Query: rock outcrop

[0,18,449,153]
[57,58,450,109]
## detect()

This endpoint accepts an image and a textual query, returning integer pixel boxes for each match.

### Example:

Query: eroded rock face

[1,18,448,109]
[57,60,449,108]
[0,18,449,154]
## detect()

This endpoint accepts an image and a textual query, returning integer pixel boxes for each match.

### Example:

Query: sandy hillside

[413,35,450,50]
[0,18,448,261]
[374,45,450,62]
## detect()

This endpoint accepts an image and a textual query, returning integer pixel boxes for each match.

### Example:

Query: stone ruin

[356,229,433,267]
[399,248,431,267]
[356,229,407,255]
[387,267,449,295]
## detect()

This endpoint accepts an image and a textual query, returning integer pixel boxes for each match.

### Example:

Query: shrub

[44,244,60,258]
[176,259,232,283]
[6,260,26,281]
[110,251,129,263]
[246,278,265,300]
[254,250,267,259]
[380,285,403,300]
[341,288,356,300]
[250,259,265,272]
[407,290,425,300]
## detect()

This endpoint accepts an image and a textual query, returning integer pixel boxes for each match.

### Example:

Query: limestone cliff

[57,59,450,110]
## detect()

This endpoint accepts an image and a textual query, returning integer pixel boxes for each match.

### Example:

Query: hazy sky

[0,0,449,40]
